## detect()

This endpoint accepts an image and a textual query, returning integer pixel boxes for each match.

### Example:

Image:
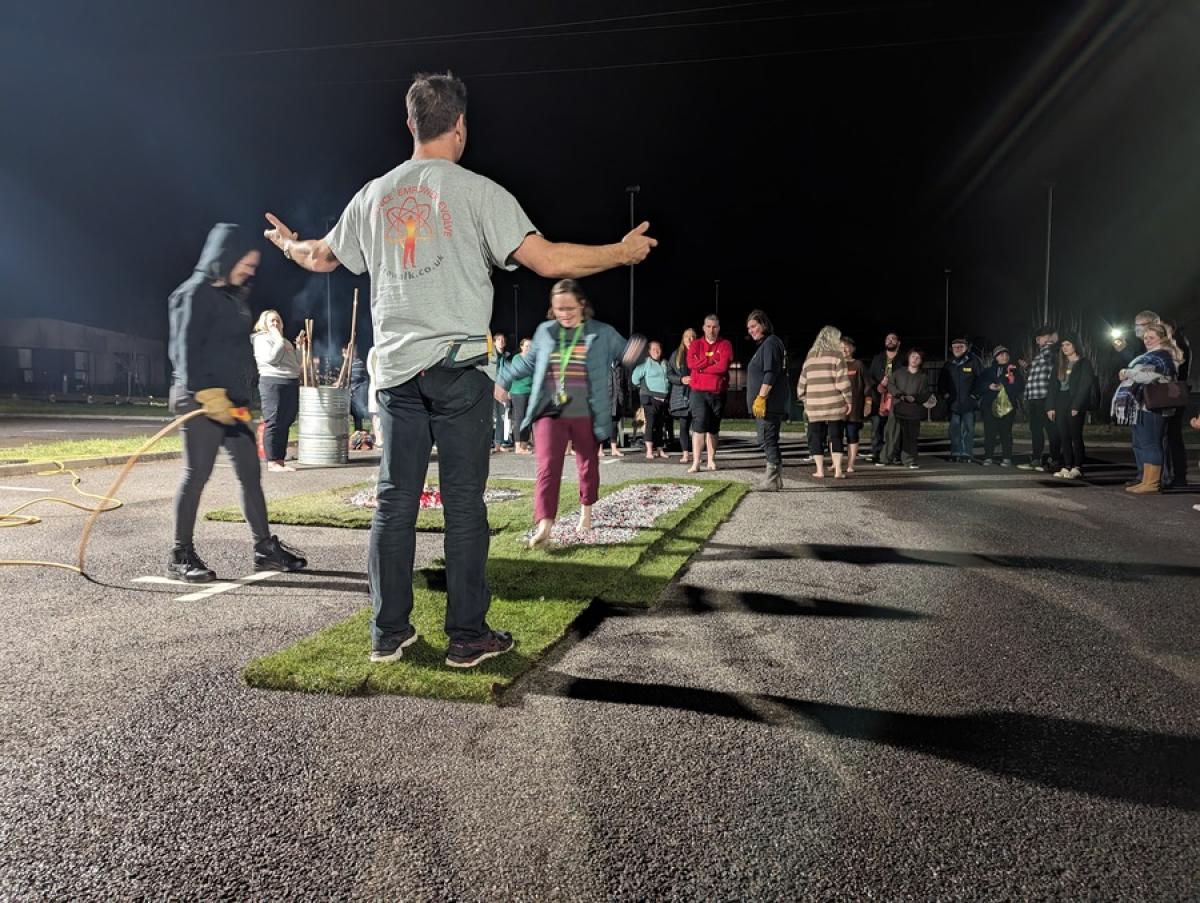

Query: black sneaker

[445,630,514,669]
[254,535,307,572]
[369,625,419,663]
[167,545,215,584]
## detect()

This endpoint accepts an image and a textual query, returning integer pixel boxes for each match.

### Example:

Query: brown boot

[1127,463,1162,494]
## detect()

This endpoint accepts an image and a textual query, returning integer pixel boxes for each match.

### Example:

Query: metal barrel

[298,386,350,465]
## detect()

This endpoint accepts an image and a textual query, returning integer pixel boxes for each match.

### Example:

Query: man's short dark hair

[1034,323,1056,339]
[746,309,773,335]
[406,72,468,143]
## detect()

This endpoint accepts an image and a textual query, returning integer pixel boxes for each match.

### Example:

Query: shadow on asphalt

[531,673,1200,812]
[663,585,926,620]
[697,542,1200,580]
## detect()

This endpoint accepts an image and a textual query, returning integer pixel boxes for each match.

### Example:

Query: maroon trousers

[533,415,600,522]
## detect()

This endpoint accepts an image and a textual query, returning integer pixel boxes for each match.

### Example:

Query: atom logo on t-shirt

[379,185,455,272]
[384,196,434,269]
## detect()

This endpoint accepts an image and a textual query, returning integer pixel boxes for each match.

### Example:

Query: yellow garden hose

[0,409,206,574]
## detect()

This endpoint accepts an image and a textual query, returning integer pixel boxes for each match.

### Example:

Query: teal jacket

[632,357,670,397]
[499,318,628,440]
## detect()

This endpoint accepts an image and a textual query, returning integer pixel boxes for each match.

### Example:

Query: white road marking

[0,485,54,493]
[133,569,281,602]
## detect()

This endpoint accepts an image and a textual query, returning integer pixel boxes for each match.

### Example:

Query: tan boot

[1127,463,1162,494]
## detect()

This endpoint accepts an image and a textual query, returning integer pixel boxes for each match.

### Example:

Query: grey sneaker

[446,630,514,669]
[370,625,419,663]
[1000,459,1013,467]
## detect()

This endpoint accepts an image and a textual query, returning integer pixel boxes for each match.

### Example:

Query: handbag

[879,392,893,416]
[1143,380,1187,411]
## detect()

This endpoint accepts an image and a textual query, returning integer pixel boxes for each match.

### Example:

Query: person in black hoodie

[1046,336,1096,480]
[167,223,307,582]
[746,309,788,490]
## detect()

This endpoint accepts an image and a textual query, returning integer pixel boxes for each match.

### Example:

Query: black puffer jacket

[666,351,691,416]
[168,223,258,408]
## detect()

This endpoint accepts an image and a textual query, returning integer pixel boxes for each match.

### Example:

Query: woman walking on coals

[1047,336,1096,480]
[496,279,644,548]
[252,309,304,472]
[796,325,852,479]
[167,223,307,582]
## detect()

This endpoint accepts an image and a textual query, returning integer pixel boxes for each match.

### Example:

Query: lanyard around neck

[556,324,584,388]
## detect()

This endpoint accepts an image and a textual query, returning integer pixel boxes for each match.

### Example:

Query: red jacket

[686,337,733,393]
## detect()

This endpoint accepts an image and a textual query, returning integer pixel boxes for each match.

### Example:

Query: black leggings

[675,413,692,454]
[642,395,671,448]
[1057,409,1086,469]
[174,415,270,548]
[510,393,531,443]
[807,420,845,455]
[259,379,299,462]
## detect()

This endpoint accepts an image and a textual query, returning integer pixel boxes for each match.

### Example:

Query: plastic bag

[993,386,1013,418]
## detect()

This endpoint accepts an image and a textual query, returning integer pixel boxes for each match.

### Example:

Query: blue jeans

[949,411,976,458]
[370,366,494,645]
[1131,409,1166,474]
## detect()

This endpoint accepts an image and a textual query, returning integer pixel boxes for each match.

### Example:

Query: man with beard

[868,332,903,465]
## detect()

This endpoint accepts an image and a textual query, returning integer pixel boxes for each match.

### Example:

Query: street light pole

[1042,182,1054,324]
[626,185,640,335]
[943,268,951,359]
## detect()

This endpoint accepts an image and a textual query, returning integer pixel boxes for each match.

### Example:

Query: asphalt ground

[0,432,1197,899]
[0,415,171,450]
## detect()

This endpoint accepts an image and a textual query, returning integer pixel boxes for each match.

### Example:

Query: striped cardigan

[797,354,852,422]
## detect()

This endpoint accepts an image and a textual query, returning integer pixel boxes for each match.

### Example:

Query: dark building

[0,318,167,396]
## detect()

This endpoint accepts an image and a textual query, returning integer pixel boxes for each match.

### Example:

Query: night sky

[3,0,1198,364]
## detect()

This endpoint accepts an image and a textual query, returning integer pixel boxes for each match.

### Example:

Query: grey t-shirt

[325,159,537,389]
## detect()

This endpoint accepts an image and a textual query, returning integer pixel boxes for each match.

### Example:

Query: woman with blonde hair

[1113,322,1182,493]
[251,309,305,472]
[796,325,852,479]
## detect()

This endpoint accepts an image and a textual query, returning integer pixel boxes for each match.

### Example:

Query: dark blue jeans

[949,410,976,458]
[370,366,494,645]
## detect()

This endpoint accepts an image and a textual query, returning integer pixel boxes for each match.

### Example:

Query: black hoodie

[168,223,258,406]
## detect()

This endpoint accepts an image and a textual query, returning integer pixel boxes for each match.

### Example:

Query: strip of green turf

[241,478,743,702]
[206,478,534,533]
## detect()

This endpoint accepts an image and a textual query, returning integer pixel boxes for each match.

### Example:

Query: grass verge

[0,435,185,464]
[241,477,745,702]
[0,399,171,417]
[1,425,304,465]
